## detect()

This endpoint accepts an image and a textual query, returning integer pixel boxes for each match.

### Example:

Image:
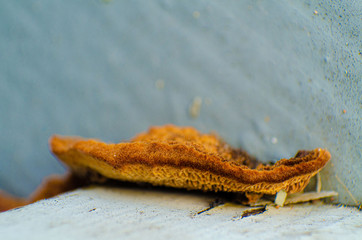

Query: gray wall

[0,0,361,206]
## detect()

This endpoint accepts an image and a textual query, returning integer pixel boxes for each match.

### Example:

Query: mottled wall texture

[0,0,360,206]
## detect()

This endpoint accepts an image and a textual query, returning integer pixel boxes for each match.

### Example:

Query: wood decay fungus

[0,125,331,212]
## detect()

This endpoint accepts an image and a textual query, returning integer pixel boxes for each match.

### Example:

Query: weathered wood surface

[0,186,360,240]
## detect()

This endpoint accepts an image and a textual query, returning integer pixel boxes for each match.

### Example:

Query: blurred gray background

[0,0,360,206]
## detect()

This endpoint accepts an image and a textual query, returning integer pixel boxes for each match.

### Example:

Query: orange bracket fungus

[0,125,331,211]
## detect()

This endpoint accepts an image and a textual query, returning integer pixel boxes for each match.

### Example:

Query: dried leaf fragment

[285,191,338,205]
[275,190,287,207]
[249,191,339,207]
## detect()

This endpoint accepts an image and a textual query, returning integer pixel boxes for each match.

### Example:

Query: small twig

[240,206,267,219]
[196,198,224,215]
[335,174,359,205]
[316,172,322,193]
[196,206,213,215]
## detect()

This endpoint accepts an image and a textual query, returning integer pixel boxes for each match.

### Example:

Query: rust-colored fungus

[0,125,331,211]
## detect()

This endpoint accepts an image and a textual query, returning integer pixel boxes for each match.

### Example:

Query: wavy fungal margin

[51,125,330,195]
